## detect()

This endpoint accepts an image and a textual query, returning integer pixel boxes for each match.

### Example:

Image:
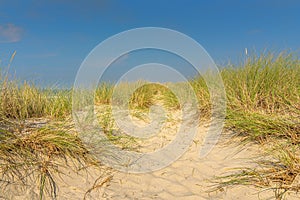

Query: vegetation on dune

[217,52,300,199]
[0,123,96,199]
[0,54,100,199]
[0,51,299,199]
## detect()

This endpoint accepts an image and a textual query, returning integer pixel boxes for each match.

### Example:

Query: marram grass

[215,52,300,199]
[0,51,299,199]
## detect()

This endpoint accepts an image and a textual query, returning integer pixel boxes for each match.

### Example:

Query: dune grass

[0,51,299,199]
[0,55,96,199]
[0,82,72,120]
[0,122,95,199]
[215,52,300,199]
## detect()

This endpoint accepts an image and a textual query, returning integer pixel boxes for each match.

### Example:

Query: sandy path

[102,126,271,200]
[96,106,298,200]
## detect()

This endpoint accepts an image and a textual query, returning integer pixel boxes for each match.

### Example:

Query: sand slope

[1,107,300,200]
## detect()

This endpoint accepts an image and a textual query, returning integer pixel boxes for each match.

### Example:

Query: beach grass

[0,51,299,199]
[0,121,94,199]
[215,52,300,199]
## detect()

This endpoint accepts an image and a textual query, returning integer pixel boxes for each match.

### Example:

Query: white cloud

[0,24,23,43]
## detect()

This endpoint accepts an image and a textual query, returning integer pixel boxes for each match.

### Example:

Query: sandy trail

[94,107,271,200]
[96,106,298,200]
[101,126,270,200]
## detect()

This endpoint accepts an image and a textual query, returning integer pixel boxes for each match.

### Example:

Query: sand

[1,107,300,200]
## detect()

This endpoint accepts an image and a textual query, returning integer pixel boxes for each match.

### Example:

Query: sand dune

[1,108,299,200]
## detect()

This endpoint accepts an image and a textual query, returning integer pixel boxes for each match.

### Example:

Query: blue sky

[0,0,300,87]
